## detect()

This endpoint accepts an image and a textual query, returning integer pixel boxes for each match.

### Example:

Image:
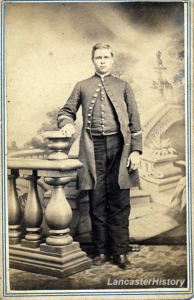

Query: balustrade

[7,132,91,277]
[8,169,22,245]
[22,171,44,248]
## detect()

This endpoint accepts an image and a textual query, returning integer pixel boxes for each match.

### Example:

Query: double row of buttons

[87,83,102,131]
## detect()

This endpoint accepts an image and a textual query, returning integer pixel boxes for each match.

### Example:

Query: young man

[57,43,142,270]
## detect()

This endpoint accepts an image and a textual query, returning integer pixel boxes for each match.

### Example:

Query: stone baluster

[22,170,44,248]
[44,176,73,246]
[8,169,22,245]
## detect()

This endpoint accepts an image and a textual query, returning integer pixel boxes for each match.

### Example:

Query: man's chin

[97,69,109,75]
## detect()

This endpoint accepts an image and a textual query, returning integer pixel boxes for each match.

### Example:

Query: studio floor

[9,244,187,290]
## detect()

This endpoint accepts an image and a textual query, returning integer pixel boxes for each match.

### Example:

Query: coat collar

[94,72,112,79]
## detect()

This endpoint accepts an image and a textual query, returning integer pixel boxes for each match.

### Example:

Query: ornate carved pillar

[8,170,22,245]
[22,170,44,248]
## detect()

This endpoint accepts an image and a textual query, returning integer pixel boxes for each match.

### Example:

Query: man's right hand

[60,124,75,137]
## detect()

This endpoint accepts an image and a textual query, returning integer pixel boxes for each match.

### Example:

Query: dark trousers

[88,133,130,256]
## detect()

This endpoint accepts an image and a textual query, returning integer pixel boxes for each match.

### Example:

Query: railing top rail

[8,149,46,158]
[7,158,83,171]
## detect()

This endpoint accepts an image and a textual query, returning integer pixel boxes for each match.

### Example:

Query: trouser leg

[107,189,130,255]
[88,133,130,256]
[88,136,108,255]
[106,134,130,255]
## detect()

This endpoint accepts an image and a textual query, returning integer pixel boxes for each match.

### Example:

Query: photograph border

[1,0,193,298]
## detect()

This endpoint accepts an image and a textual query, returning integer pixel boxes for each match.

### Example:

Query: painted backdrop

[5,2,184,148]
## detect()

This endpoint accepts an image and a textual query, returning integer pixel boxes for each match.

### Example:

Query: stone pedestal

[139,154,182,205]
[139,154,182,192]
[9,242,91,278]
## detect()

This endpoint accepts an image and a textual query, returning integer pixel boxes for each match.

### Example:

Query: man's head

[92,43,114,75]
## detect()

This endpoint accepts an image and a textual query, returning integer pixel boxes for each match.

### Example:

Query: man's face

[92,49,114,75]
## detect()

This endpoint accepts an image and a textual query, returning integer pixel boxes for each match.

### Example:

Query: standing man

[57,43,142,270]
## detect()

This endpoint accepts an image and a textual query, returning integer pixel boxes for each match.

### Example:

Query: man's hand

[127,151,140,171]
[60,124,75,137]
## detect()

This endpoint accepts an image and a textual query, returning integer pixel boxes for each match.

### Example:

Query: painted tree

[24,108,81,149]
[167,32,184,84]
[112,52,138,83]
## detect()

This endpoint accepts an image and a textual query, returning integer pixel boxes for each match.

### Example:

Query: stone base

[21,238,45,249]
[9,237,21,245]
[9,242,91,278]
[139,175,182,193]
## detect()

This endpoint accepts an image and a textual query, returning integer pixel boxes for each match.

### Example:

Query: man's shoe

[114,255,132,270]
[93,254,107,266]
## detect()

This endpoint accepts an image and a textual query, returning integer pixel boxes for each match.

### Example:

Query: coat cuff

[130,149,142,155]
[57,116,74,129]
[130,133,143,154]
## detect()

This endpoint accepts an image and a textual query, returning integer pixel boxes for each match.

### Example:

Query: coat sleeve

[124,82,142,154]
[57,82,81,129]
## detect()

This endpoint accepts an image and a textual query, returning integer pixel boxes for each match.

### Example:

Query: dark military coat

[58,73,142,190]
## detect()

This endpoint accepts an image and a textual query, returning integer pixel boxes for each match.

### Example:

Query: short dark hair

[92,43,114,59]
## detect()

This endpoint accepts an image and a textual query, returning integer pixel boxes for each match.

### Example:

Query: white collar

[96,72,110,79]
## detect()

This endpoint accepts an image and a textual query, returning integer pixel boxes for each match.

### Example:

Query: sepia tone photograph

[1,1,193,299]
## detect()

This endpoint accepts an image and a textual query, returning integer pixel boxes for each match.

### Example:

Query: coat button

[92,100,95,103]
[88,114,91,116]
[93,94,98,98]
[98,84,102,87]
[96,89,100,92]
[87,127,90,130]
